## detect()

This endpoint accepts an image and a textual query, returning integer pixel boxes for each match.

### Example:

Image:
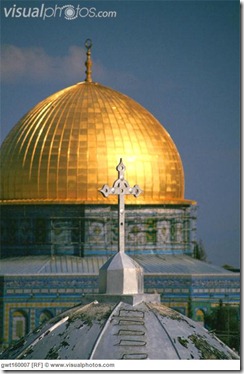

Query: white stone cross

[99,158,142,253]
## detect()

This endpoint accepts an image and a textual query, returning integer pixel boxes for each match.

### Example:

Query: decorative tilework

[0,204,196,257]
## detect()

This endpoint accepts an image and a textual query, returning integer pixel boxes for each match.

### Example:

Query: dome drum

[0,204,196,258]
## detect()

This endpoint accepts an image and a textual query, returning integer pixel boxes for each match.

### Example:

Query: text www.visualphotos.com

[3,4,117,20]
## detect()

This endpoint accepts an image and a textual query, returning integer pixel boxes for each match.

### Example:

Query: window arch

[12,310,28,341]
[195,309,205,324]
[39,310,54,326]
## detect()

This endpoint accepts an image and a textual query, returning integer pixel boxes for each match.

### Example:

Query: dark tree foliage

[193,239,207,261]
[222,264,240,272]
[204,300,240,353]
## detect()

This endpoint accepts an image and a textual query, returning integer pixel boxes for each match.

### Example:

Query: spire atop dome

[84,38,93,82]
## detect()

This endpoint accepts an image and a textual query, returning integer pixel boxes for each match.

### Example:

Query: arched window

[196,309,205,325]
[39,310,53,326]
[12,310,28,341]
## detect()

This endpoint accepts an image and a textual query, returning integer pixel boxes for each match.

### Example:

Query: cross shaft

[99,158,142,253]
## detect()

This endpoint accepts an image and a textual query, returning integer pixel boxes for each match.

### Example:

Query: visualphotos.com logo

[3,4,117,20]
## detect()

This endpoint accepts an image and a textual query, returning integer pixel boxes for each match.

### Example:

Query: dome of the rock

[0,42,240,364]
[0,81,193,205]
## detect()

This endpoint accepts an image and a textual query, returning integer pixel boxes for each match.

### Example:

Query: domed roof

[1,300,238,360]
[0,43,194,205]
[1,82,192,205]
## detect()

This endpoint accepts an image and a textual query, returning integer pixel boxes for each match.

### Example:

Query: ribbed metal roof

[135,254,232,275]
[0,254,234,276]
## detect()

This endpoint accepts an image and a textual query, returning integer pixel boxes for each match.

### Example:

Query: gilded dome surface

[0,81,192,205]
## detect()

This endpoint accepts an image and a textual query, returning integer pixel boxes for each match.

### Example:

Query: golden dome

[0,81,193,205]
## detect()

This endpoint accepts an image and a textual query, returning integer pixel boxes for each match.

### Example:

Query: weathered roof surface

[0,254,237,276]
[1,300,238,360]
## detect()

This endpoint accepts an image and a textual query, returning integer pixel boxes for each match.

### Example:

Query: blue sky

[1,0,240,266]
